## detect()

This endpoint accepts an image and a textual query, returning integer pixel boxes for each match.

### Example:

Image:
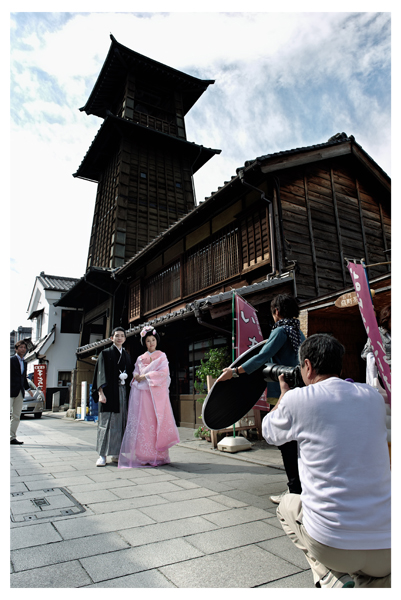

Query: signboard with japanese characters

[235,293,268,410]
[34,364,47,392]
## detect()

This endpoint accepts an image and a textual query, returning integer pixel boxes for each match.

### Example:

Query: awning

[27,307,44,320]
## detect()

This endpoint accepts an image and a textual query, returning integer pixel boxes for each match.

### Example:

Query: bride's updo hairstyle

[140,325,160,346]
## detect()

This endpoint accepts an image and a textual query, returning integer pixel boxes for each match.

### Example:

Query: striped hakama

[96,384,128,456]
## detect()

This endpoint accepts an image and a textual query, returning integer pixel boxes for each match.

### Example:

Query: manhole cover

[10,487,85,523]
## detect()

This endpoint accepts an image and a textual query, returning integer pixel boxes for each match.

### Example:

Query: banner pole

[232,290,236,438]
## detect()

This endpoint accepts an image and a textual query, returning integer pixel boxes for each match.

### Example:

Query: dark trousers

[279,440,302,494]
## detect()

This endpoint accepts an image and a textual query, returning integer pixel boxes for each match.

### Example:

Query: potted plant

[194,346,229,401]
[194,425,211,440]
[193,346,229,441]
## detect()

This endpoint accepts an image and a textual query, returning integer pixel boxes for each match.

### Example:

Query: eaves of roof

[80,34,215,119]
[73,114,221,182]
[76,272,294,356]
[240,133,390,192]
[24,325,56,362]
[53,267,115,308]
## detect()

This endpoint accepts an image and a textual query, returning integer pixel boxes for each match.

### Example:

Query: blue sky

[8,7,392,331]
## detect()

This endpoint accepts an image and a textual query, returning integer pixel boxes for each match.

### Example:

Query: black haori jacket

[92,345,132,413]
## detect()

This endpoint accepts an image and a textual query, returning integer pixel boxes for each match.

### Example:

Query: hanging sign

[335,289,375,309]
[34,364,47,391]
[347,262,391,404]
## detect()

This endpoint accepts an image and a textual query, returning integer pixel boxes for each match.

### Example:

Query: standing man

[10,341,33,445]
[92,327,132,467]
[263,334,391,588]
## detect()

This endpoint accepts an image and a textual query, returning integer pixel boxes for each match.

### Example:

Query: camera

[263,363,305,389]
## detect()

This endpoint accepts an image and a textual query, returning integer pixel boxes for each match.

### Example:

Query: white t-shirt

[263,377,391,550]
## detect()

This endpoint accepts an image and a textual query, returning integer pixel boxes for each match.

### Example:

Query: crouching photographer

[262,333,391,588]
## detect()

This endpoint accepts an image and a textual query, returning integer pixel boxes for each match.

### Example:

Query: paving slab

[159,544,301,588]
[67,488,121,505]
[177,476,237,493]
[10,522,63,550]
[25,476,93,491]
[202,505,271,527]
[110,480,184,499]
[82,569,176,587]
[259,570,314,588]
[119,515,219,547]
[52,507,156,539]
[257,536,310,570]
[139,496,230,523]
[64,478,138,494]
[11,531,129,571]
[10,560,92,588]
[186,520,285,554]
[222,488,279,510]
[10,482,28,494]
[158,487,218,502]
[85,494,168,515]
[80,538,204,583]
[207,494,248,509]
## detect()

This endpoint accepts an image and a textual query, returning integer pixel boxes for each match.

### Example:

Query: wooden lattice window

[144,260,181,313]
[128,279,141,322]
[184,225,239,296]
[240,206,270,269]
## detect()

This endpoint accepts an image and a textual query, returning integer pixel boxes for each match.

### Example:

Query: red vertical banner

[235,294,268,410]
[34,364,47,391]
[347,262,391,404]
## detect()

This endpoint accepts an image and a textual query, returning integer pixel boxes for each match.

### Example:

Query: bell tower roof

[80,34,215,119]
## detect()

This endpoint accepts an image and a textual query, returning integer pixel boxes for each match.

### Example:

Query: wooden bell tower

[74,35,220,270]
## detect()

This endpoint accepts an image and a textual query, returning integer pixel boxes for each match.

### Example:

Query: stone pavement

[10,411,314,588]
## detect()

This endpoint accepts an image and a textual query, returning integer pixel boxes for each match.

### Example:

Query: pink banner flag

[235,293,268,410]
[347,262,391,404]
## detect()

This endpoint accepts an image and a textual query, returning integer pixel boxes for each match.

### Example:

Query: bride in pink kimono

[118,326,180,468]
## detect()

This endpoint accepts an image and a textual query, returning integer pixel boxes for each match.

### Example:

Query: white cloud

[9,10,391,330]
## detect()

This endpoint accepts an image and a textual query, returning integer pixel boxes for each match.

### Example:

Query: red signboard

[235,293,268,410]
[34,364,47,391]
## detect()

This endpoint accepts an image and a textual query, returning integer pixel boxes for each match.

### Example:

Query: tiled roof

[76,272,294,355]
[37,272,80,292]
[241,132,351,169]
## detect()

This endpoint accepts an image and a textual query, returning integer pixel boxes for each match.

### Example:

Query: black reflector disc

[202,340,267,430]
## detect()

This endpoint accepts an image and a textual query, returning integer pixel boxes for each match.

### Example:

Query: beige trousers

[277,493,391,588]
[10,391,24,441]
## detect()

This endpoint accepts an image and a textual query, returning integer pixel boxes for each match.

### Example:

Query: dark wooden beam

[355,177,369,267]
[303,173,320,296]
[330,168,347,286]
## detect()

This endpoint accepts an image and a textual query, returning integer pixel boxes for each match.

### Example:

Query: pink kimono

[118,350,180,468]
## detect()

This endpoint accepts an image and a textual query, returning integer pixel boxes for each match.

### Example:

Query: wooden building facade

[62,132,390,425]
[59,38,391,425]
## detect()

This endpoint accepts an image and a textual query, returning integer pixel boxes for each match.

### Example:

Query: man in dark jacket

[10,341,33,444]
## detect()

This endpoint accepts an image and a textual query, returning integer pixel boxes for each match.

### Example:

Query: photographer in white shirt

[262,333,391,588]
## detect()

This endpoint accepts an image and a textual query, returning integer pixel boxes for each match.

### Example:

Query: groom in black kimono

[92,327,132,466]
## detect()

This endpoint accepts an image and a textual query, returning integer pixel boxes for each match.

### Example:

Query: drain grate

[10,487,85,523]
[32,498,50,508]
